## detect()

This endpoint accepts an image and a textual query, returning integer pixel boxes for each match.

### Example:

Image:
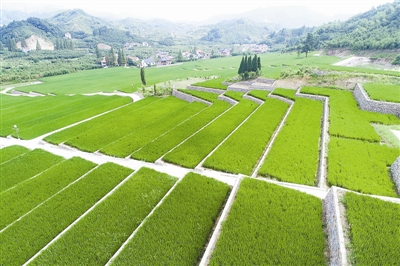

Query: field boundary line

[35,101,134,142]
[295,88,330,189]
[251,94,294,178]
[199,176,243,266]
[128,103,211,158]
[23,169,136,266]
[0,149,31,166]
[1,159,66,195]
[0,165,100,234]
[105,174,184,265]
[157,103,235,163]
[197,102,262,170]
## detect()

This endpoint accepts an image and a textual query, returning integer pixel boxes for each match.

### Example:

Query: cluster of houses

[123,42,149,49]
[101,44,269,68]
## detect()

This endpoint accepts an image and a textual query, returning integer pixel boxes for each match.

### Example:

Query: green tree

[247,56,252,72]
[176,50,184,62]
[36,40,41,50]
[257,56,261,70]
[252,54,258,72]
[117,48,122,66]
[140,67,146,85]
[393,54,400,65]
[8,38,17,52]
[302,33,314,57]
[238,56,245,75]
[243,55,248,73]
[120,48,126,66]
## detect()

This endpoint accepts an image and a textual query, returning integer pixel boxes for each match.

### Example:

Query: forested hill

[316,1,400,50]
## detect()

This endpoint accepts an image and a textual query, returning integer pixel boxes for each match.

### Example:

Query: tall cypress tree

[95,45,101,59]
[238,56,244,75]
[140,67,146,85]
[243,55,248,73]
[252,54,258,72]
[247,56,252,72]
[257,57,261,70]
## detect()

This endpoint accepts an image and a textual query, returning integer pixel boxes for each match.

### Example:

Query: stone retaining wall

[243,94,264,105]
[217,95,238,105]
[391,157,400,195]
[227,85,250,93]
[323,187,347,266]
[354,83,400,118]
[249,84,274,91]
[172,90,211,105]
[185,85,225,94]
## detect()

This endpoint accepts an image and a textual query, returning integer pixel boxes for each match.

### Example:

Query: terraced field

[1,52,399,265]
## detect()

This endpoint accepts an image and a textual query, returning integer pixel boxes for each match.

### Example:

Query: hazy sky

[1,0,395,22]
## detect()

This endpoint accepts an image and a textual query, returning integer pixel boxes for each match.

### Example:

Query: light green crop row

[178,89,220,102]
[210,178,326,265]
[1,94,131,139]
[259,92,323,186]
[30,167,177,265]
[0,162,133,266]
[344,192,400,265]
[64,96,188,152]
[247,90,270,101]
[100,102,207,158]
[0,149,65,192]
[301,87,400,142]
[44,96,157,145]
[204,98,289,175]
[223,90,244,101]
[0,145,30,164]
[0,157,96,230]
[192,77,228,90]
[363,83,400,103]
[328,137,399,197]
[271,87,297,100]
[163,99,258,168]
[131,101,231,162]
[110,172,230,266]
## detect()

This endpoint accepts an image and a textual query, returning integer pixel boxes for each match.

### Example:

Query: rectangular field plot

[0,145,30,164]
[44,96,157,145]
[301,87,400,142]
[343,192,400,265]
[192,77,228,90]
[55,96,188,152]
[163,99,258,168]
[29,167,177,265]
[0,163,133,266]
[203,98,289,175]
[363,83,400,103]
[0,157,96,230]
[259,90,323,186]
[329,137,399,197]
[109,172,230,265]
[247,90,270,101]
[131,101,231,162]
[223,90,244,101]
[100,102,207,158]
[178,89,220,102]
[0,94,131,139]
[209,178,326,265]
[0,148,64,192]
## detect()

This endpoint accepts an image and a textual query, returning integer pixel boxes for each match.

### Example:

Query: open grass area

[363,83,400,103]
[0,94,131,139]
[13,53,341,94]
[0,145,30,164]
